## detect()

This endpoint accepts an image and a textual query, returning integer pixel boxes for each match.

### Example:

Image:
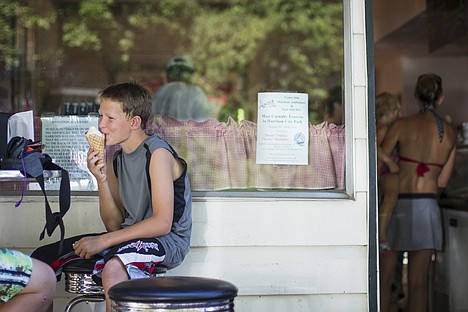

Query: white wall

[0,0,372,311]
[0,194,370,312]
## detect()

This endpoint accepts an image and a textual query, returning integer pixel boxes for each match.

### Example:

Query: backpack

[1,136,71,255]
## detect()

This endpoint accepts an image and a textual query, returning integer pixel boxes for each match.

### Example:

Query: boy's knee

[101,257,126,279]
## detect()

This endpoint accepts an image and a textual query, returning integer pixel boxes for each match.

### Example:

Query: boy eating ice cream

[32,81,192,312]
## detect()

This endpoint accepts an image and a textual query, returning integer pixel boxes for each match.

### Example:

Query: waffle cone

[85,127,105,166]
[86,134,105,159]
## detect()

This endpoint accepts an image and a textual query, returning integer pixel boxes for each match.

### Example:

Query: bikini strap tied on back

[419,107,444,143]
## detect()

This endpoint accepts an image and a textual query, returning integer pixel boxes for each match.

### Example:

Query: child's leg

[0,258,56,312]
[378,173,399,245]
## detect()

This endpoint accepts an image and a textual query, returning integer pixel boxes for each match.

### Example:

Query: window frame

[0,1,354,200]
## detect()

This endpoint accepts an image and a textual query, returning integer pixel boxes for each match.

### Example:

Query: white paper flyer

[41,115,99,190]
[256,92,309,165]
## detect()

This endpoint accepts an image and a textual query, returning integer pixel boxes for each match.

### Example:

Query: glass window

[0,0,345,194]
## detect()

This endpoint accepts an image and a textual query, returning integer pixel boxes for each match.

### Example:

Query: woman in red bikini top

[382,74,457,194]
[379,74,458,312]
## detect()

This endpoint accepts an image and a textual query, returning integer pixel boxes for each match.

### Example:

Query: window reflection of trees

[1,0,343,125]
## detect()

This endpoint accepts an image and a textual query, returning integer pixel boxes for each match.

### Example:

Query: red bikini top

[399,156,444,177]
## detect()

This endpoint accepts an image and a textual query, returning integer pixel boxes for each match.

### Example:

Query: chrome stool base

[111,299,235,312]
[62,258,167,312]
[64,294,105,312]
[63,258,105,312]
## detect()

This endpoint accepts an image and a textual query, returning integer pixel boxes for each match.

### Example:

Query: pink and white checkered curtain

[150,116,345,191]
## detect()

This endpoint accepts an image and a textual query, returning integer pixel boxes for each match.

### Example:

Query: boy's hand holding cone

[85,126,105,171]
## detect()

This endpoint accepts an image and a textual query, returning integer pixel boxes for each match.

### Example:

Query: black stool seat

[109,276,238,311]
[62,258,99,274]
[62,257,168,276]
[110,276,238,303]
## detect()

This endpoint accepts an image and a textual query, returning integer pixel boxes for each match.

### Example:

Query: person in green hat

[152,56,214,122]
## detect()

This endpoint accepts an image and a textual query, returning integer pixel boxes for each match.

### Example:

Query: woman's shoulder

[394,113,434,129]
[388,115,413,131]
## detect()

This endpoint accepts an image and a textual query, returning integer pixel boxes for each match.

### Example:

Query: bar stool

[62,258,167,312]
[108,276,238,311]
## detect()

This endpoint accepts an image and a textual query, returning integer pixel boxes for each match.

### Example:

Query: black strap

[2,137,71,256]
[38,165,70,256]
[143,143,152,194]
[113,149,122,178]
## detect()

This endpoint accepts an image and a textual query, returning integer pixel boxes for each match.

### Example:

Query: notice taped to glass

[41,115,99,191]
[256,92,309,165]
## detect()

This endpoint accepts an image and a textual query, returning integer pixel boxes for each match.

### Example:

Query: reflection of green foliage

[1,0,342,119]
[1,0,199,68]
[190,5,274,81]
[188,0,343,106]
[0,1,56,69]
[181,0,343,122]
[58,0,200,62]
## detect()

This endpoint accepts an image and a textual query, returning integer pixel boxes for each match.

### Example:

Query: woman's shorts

[387,193,442,251]
[0,248,33,303]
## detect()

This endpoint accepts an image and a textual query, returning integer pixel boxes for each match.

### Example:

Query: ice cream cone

[85,126,105,169]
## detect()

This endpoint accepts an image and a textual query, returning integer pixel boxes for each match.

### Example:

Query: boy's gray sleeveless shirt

[113,135,192,269]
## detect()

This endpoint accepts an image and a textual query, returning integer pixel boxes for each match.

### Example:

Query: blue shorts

[0,248,33,303]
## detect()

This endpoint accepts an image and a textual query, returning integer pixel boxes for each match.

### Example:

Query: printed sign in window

[256,92,309,165]
[41,115,99,191]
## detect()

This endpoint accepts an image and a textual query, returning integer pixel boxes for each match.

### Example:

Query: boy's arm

[75,148,178,259]
[102,148,177,242]
[98,154,125,231]
[87,147,125,231]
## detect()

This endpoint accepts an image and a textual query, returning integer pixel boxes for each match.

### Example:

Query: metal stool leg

[62,259,167,311]
[64,294,105,312]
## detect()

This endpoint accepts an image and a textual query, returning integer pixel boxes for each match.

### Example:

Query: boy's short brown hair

[100,81,152,129]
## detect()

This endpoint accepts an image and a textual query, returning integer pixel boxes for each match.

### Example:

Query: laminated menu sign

[41,115,99,191]
[256,92,309,165]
